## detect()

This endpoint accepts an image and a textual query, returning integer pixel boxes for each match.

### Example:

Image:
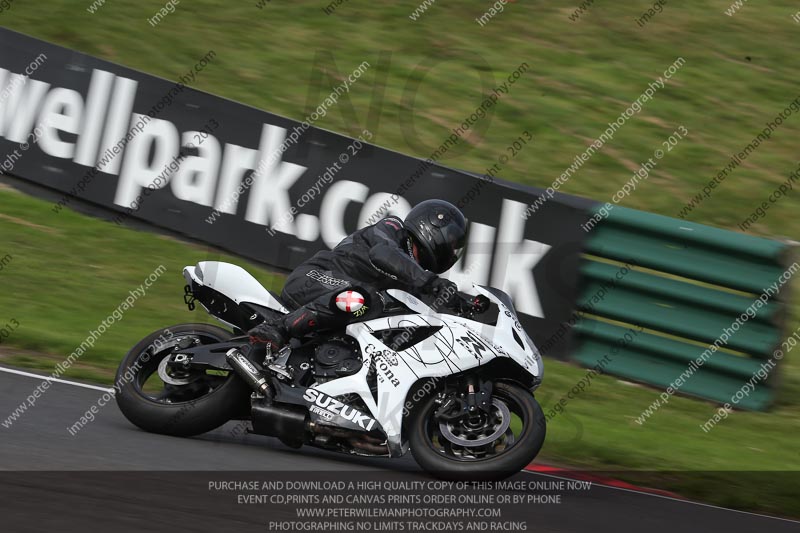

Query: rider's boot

[248,320,290,377]
[248,307,319,379]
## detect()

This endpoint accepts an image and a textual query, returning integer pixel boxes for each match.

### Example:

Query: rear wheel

[115,324,251,437]
[409,381,545,481]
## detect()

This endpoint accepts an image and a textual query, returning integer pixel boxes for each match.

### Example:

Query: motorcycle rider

[248,199,468,375]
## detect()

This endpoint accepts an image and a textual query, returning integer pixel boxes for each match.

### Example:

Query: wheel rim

[425,389,527,462]
[130,331,234,405]
[438,398,512,447]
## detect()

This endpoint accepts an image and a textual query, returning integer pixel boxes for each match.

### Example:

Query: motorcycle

[115,261,546,480]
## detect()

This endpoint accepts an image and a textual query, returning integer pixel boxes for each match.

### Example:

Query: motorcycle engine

[314,339,362,383]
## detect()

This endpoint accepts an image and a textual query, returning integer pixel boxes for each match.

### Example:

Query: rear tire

[409,381,545,481]
[115,324,251,437]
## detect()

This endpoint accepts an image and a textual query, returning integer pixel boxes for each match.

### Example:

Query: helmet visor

[440,221,468,271]
[453,243,466,262]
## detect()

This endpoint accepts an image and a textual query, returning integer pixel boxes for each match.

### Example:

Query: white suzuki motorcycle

[115,261,546,480]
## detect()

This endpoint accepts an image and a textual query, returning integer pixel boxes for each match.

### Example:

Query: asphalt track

[0,368,797,533]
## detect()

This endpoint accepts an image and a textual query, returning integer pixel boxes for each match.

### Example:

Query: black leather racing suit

[278,216,437,337]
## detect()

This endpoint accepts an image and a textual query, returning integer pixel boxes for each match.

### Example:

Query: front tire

[409,381,546,481]
[115,324,251,437]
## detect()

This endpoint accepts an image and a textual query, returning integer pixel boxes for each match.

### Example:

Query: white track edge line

[0,366,113,393]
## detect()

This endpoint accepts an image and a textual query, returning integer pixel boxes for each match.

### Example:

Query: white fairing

[183,261,289,314]
[314,284,542,456]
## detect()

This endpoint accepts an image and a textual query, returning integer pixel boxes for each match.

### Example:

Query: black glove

[471,295,490,314]
[423,277,460,309]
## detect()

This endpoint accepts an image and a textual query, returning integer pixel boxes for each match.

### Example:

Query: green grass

[1,0,799,518]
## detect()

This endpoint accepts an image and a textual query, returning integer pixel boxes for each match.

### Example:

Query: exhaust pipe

[251,399,308,448]
[225,347,272,397]
[226,347,307,448]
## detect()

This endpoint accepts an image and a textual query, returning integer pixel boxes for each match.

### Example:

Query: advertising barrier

[0,28,593,359]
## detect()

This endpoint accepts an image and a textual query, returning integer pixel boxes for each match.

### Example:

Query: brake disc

[439,398,511,447]
[157,355,201,386]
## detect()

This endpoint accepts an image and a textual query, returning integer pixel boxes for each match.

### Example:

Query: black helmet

[404,200,467,273]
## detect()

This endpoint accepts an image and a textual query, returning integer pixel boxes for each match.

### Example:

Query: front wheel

[115,323,251,437]
[409,381,546,481]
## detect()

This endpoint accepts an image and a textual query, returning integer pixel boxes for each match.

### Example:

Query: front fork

[434,375,494,422]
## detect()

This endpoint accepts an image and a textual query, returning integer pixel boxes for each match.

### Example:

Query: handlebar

[420,285,491,318]
[453,293,490,318]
